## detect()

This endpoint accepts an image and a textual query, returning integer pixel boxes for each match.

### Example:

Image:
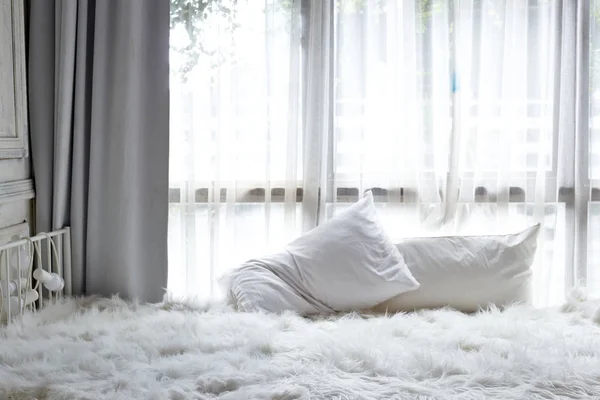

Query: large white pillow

[372,224,540,313]
[220,191,420,314]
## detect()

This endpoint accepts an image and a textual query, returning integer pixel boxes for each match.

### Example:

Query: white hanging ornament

[33,269,64,292]
[0,278,28,296]
[2,289,39,318]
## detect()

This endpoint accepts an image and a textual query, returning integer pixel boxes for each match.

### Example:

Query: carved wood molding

[0,179,34,204]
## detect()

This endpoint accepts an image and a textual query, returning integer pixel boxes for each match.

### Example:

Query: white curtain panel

[169,0,598,306]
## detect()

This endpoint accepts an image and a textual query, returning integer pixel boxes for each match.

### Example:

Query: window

[169,0,598,305]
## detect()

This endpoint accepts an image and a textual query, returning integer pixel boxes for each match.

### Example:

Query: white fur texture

[2,292,600,399]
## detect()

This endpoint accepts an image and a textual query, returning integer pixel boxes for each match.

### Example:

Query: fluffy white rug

[1,293,600,400]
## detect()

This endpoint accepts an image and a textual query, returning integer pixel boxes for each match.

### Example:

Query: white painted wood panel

[0,201,31,237]
[0,158,29,182]
[0,221,28,247]
[0,0,28,159]
[0,0,15,140]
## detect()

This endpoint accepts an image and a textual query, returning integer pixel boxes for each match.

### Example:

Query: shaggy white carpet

[1,294,600,400]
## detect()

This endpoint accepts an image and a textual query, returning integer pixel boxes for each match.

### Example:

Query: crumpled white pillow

[220,191,420,314]
[372,224,541,313]
[220,251,330,315]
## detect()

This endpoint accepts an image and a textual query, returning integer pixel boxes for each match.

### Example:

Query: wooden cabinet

[0,0,34,242]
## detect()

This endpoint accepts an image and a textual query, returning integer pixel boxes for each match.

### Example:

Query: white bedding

[1,292,600,399]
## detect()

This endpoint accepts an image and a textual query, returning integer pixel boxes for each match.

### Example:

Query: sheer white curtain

[331,0,565,306]
[589,0,600,300]
[169,0,304,298]
[169,0,598,306]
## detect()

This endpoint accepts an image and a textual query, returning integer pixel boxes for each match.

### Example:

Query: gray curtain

[28,0,170,302]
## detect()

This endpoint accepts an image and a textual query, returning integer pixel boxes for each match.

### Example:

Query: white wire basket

[0,227,72,325]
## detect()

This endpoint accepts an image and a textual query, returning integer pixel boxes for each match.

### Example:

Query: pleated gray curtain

[28,0,170,302]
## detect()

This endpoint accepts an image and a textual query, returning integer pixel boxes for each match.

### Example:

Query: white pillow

[220,191,420,314]
[372,224,540,313]
[220,251,329,315]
